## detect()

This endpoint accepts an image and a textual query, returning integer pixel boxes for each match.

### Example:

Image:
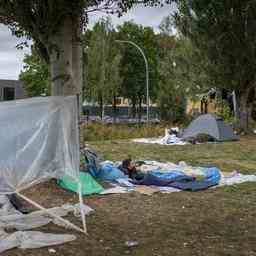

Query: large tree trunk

[48,14,83,97]
[49,15,73,96]
[72,15,83,113]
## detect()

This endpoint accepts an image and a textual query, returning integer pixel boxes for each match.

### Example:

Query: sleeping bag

[134,167,221,191]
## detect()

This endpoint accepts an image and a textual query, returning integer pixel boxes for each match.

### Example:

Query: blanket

[98,161,221,191]
[133,167,221,191]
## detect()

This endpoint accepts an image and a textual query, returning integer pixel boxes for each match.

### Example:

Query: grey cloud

[88,3,176,32]
[0,24,30,79]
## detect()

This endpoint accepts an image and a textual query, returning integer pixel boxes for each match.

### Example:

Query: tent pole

[16,191,87,234]
[77,92,87,233]
[78,182,87,234]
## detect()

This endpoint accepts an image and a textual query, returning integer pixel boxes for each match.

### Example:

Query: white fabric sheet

[0,195,94,253]
[218,172,256,186]
[0,231,76,253]
[133,134,187,145]
[100,186,129,194]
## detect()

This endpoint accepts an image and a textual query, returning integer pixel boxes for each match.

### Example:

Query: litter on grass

[133,128,187,145]
[125,241,139,247]
[0,195,94,253]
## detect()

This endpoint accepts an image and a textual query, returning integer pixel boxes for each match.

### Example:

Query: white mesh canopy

[0,96,80,194]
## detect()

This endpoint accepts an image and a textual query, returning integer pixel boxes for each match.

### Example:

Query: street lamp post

[115,40,150,123]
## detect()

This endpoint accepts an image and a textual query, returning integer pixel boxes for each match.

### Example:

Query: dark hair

[122,159,132,169]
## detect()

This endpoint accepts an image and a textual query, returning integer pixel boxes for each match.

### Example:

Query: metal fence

[82,106,160,124]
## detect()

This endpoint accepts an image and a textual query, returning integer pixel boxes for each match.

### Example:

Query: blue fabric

[167,167,221,191]
[86,162,99,178]
[137,171,194,186]
[136,167,221,191]
[88,158,221,191]
[98,163,128,181]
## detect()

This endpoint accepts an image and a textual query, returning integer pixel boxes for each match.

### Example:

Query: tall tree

[117,21,159,118]
[86,18,122,119]
[0,1,169,98]
[173,0,256,130]
[19,47,50,97]
[157,15,211,121]
[108,47,123,119]
[159,16,211,96]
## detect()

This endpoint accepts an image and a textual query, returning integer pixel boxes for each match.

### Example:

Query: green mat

[58,172,104,195]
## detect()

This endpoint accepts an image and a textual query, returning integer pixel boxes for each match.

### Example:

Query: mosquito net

[0,96,80,194]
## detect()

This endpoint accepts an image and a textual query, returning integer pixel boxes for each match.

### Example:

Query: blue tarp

[139,167,221,191]
[97,163,128,181]
[87,161,221,191]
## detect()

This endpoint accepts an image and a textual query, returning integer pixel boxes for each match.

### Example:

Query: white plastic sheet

[132,129,187,145]
[0,231,76,253]
[0,96,80,194]
[0,195,94,253]
[218,172,256,186]
[0,195,94,231]
[132,135,187,145]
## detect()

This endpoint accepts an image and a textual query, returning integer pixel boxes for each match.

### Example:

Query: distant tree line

[18,1,256,130]
[2,1,256,130]
[20,16,211,123]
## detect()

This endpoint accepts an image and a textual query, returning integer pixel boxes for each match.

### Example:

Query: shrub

[80,123,167,142]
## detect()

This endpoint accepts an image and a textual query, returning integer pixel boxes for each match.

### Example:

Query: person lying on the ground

[120,159,145,181]
[119,159,190,186]
[119,159,203,187]
[120,162,221,191]
[98,158,220,190]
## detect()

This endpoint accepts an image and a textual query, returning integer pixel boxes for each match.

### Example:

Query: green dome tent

[182,114,239,142]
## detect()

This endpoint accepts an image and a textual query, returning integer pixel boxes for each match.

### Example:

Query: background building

[0,79,26,101]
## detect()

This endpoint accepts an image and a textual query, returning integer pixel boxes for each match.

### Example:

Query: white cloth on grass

[100,186,130,195]
[0,195,94,253]
[0,231,76,253]
[133,134,187,146]
[218,172,256,186]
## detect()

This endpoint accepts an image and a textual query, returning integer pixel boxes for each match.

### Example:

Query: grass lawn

[6,135,256,256]
[89,136,256,173]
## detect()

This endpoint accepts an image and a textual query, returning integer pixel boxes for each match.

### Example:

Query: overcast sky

[0,4,175,80]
